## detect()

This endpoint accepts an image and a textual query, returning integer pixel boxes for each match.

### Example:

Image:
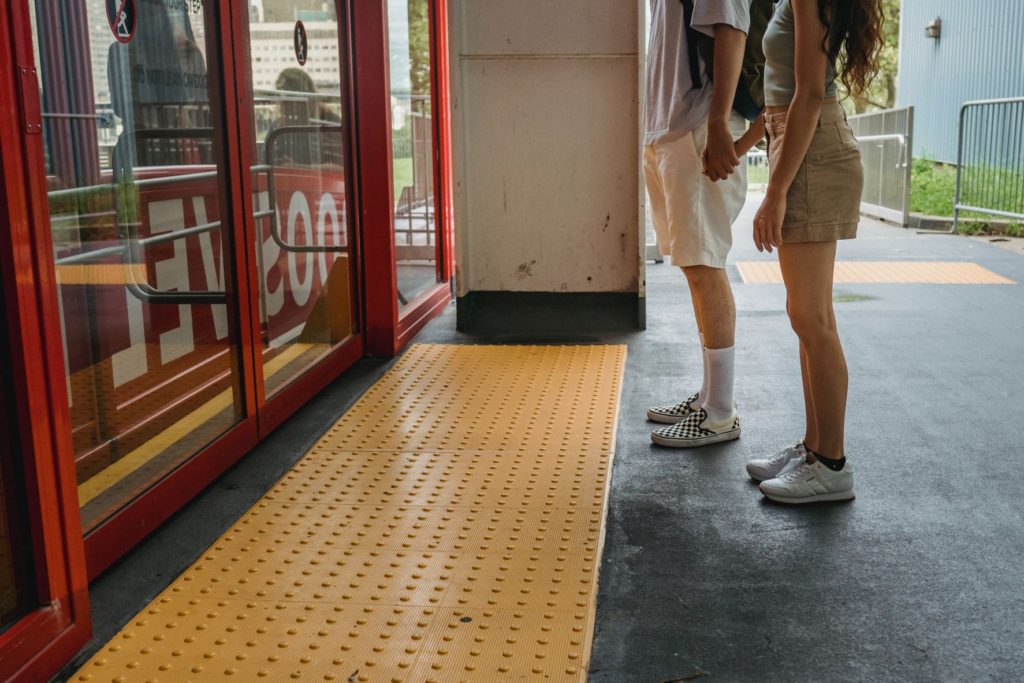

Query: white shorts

[644,115,748,268]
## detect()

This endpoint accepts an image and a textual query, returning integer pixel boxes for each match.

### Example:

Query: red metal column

[433,0,455,287]
[352,0,400,356]
[0,0,91,679]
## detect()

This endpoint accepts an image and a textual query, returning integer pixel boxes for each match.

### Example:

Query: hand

[753,191,786,253]
[701,119,740,182]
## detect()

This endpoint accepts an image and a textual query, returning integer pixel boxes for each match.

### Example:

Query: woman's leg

[800,343,818,447]
[778,241,847,460]
[786,295,818,448]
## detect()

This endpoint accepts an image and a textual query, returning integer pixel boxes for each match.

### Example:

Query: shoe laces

[767,443,802,466]
[778,459,813,482]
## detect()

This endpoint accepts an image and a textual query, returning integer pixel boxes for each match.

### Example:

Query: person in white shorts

[644,0,751,448]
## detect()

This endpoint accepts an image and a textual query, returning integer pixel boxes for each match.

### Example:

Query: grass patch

[833,292,875,303]
[911,157,1024,233]
[392,157,413,201]
[747,163,769,186]
[910,157,956,217]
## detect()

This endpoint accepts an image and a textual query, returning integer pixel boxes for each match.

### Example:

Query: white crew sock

[696,333,709,406]
[703,345,736,423]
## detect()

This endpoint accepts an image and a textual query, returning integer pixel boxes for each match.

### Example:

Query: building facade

[897,0,1024,164]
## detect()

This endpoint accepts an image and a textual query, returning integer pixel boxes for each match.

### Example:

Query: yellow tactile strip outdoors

[736,260,1015,285]
[74,344,626,682]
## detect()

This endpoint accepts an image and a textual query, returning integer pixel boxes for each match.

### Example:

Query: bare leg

[800,343,818,447]
[778,242,847,460]
[786,295,817,446]
[682,267,706,341]
[682,265,735,349]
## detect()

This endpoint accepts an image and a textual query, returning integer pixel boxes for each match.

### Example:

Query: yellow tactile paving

[74,343,626,682]
[736,260,1015,285]
[56,263,150,286]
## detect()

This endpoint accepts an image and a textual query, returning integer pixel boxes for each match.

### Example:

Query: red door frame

[230,0,367,435]
[77,0,266,580]
[357,0,454,356]
[0,0,455,672]
[0,0,90,679]
[80,0,375,577]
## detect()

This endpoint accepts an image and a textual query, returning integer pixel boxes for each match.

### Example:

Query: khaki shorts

[765,101,863,242]
[644,114,748,268]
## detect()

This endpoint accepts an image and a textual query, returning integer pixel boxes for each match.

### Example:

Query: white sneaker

[650,407,741,448]
[746,442,807,482]
[759,458,855,504]
[646,392,700,424]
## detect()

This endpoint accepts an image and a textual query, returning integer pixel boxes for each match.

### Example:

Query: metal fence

[954,97,1024,232]
[847,106,914,226]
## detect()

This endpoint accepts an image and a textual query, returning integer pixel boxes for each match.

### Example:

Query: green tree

[407,0,431,114]
[841,0,900,113]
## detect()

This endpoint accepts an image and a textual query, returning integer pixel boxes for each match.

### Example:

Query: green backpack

[680,0,775,121]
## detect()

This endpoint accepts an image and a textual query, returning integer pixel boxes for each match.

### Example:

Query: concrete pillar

[448,0,645,333]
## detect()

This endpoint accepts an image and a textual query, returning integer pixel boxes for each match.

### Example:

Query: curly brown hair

[817,0,885,97]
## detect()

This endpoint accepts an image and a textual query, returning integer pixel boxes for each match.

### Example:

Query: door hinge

[17,66,42,135]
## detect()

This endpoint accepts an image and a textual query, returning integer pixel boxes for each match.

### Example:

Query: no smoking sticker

[106,0,137,44]
[294,21,308,66]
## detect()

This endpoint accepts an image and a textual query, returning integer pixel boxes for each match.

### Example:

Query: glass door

[27,0,246,533]
[240,0,360,400]
[387,0,442,309]
[0,372,32,635]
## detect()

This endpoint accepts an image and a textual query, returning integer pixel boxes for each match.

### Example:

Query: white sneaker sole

[645,409,691,424]
[759,487,855,504]
[651,427,741,448]
[745,464,777,482]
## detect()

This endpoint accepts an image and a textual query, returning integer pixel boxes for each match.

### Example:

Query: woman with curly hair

[737,0,884,503]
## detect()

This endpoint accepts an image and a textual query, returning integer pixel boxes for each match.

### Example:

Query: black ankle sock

[808,448,846,471]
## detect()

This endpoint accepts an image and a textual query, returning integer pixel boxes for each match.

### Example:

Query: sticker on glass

[294,20,308,66]
[106,0,137,44]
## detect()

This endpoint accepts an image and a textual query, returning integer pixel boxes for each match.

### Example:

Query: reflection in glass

[246,1,357,397]
[389,0,439,308]
[31,1,243,530]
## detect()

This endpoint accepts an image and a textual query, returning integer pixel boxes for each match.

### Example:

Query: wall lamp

[925,17,941,39]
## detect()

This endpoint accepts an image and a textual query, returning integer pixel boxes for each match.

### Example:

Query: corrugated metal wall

[897,0,1024,164]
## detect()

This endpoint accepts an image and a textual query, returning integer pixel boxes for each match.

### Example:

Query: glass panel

[245,1,357,397]
[0,353,33,633]
[0,467,27,631]
[388,0,439,309]
[30,0,244,531]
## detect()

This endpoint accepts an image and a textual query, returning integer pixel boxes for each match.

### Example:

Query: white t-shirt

[644,0,751,145]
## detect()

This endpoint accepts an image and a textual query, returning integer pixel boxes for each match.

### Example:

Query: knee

[682,265,722,291]
[788,306,836,343]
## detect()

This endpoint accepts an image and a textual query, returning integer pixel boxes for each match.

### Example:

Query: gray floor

[57,198,1024,681]
[589,200,1024,682]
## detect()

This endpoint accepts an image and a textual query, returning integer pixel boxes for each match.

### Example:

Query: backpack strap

[679,0,703,91]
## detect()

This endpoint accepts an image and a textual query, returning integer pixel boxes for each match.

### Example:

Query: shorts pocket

[806,151,863,225]
[808,122,859,162]
[836,122,859,150]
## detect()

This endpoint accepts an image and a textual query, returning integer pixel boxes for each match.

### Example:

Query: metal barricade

[847,106,913,226]
[954,97,1024,233]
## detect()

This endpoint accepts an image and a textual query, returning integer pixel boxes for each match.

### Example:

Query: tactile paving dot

[266,450,610,511]
[74,595,435,682]
[75,344,626,682]
[216,503,603,555]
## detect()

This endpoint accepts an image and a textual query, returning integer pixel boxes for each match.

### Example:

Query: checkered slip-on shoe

[646,392,701,424]
[650,408,741,448]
